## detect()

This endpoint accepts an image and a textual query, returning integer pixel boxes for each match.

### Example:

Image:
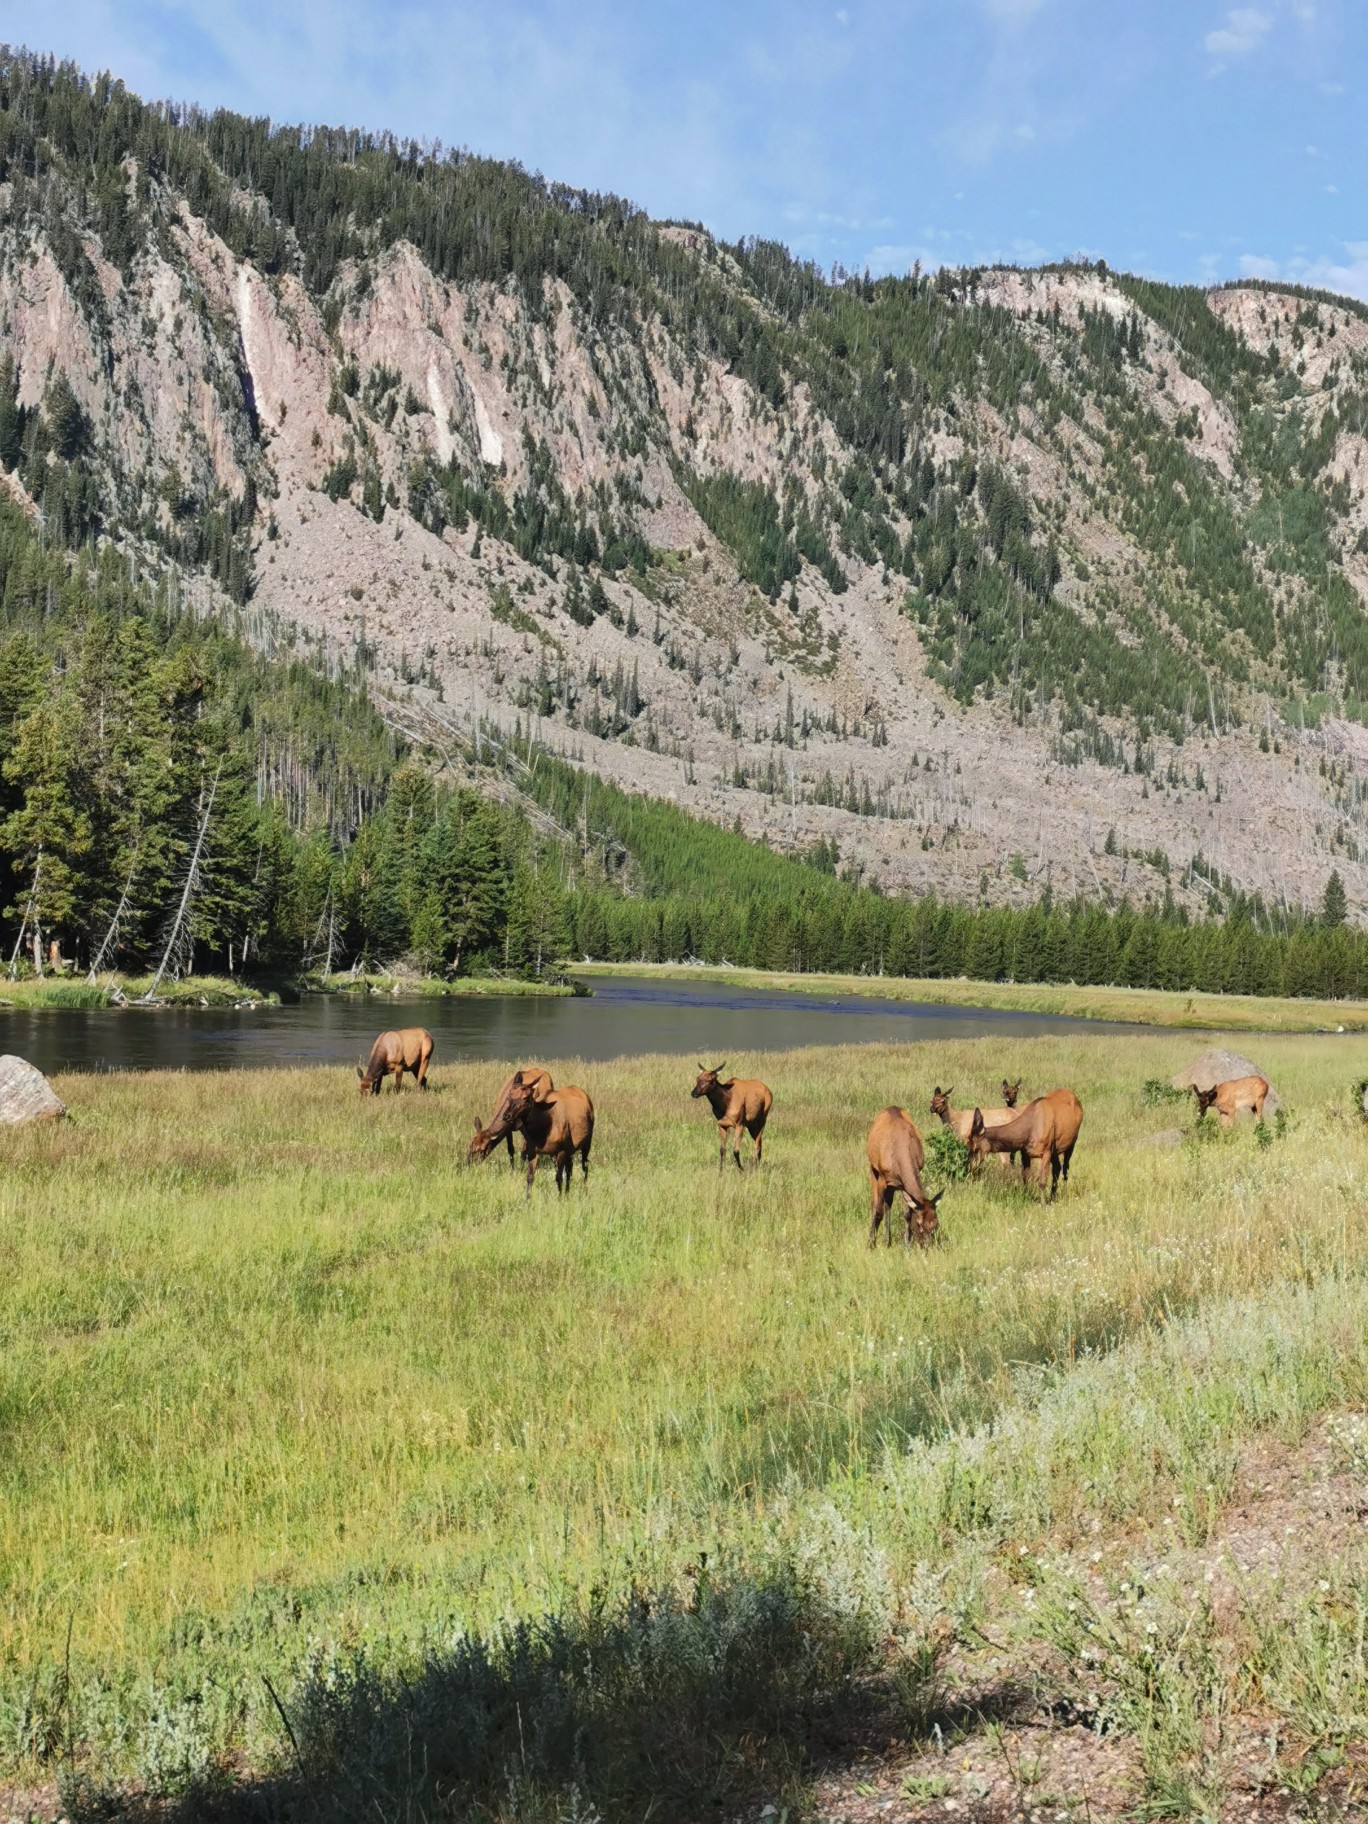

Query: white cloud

[1238,242,1368,302]
[1205,8,1272,58]
[1325,182,1339,193]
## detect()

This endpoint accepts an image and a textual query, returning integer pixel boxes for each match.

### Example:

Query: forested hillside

[3,466,1366,998]
[1,47,1367,962]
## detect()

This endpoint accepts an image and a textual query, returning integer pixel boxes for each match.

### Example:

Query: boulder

[0,1054,65,1125]
[1146,1126,1185,1148]
[1171,1047,1280,1115]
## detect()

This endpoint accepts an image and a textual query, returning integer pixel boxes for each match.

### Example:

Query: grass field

[1,1031,1366,1817]
[571,959,1368,1031]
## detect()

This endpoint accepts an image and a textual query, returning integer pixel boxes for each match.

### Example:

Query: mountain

[3,49,1367,927]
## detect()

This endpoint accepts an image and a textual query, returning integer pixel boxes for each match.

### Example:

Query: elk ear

[970,1108,984,1135]
[356,1061,364,1078]
[945,1086,954,1100]
[930,1190,945,1207]
[932,1085,942,1096]
[472,1116,480,1132]
[697,1062,707,1072]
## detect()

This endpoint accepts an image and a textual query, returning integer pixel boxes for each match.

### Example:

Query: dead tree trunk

[141,766,220,1003]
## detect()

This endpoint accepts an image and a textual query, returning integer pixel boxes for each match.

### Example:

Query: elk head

[1191,1084,1219,1120]
[909,1189,944,1247]
[1001,1079,1022,1107]
[356,1056,376,1097]
[691,1062,726,1099]
[929,1085,954,1121]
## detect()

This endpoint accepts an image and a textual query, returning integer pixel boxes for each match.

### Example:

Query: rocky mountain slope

[3,52,1368,923]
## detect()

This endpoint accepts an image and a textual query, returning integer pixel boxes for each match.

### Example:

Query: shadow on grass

[69,1558,935,1824]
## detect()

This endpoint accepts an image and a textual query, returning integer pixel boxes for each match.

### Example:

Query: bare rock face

[1171,1048,1281,1115]
[0,1055,66,1125]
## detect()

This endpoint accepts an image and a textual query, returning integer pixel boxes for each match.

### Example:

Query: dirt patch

[800,1420,1368,1822]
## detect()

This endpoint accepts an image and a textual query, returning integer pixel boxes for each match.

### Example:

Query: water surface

[0,975,1142,1075]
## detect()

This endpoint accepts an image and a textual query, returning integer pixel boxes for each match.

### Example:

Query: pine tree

[1322,869,1347,929]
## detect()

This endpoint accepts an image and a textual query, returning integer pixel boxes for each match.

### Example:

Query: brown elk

[470,1076,594,1197]
[1001,1079,1022,1107]
[691,1062,773,1171]
[470,1067,555,1166]
[941,1079,1021,1167]
[968,1087,1084,1198]
[1191,1075,1269,1130]
[357,1027,434,1095]
[866,1106,943,1247]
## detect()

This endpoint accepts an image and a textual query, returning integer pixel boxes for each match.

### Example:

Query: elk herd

[357,1025,1272,1247]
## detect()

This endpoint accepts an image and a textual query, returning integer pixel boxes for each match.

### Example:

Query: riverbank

[0,973,276,1010]
[0,970,581,1013]
[310,969,582,999]
[570,960,1368,1032]
[3,1029,1366,1816]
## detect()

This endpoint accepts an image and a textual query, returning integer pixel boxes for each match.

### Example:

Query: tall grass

[0,1031,1363,1808]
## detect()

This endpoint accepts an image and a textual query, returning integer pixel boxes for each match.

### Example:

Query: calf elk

[1191,1075,1269,1130]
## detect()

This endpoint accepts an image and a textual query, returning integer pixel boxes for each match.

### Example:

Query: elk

[469,1076,594,1197]
[967,1087,1084,1198]
[1191,1075,1269,1130]
[929,1085,1021,1160]
[866,1106,943,1247]
[1001,1079,1022,1107]
[471,1066,555,1166]
[691,1062,773,1171]
[357,1027,434,1096]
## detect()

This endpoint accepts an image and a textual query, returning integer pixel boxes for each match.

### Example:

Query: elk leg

[732,1132,743,1171]
[525,1155,538,1202]
[580,1138,590,1183]
[506,1133,516,1167]
[718,1128,727,1172]
[868,1175,884,1247]
[753,1126,763,1167]
[1062,1143,1076,1183]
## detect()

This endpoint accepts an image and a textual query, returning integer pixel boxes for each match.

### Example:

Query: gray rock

[1171,1047,1280,1114]
[0,1054,65,1125]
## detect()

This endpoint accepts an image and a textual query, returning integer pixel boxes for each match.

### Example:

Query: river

[0,975,1145,1075]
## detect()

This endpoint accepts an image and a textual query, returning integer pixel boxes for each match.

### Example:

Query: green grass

[0,1031,1365,1813]
[572,959,1368,1031]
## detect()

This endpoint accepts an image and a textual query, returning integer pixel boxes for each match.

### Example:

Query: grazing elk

[472,1066,555,1166]
[968,1087,1084,1198]
[866,1106,944,1247]
[691,1062,773,1171]
[470,1076,594,1197]
[1191,1075,1269,1130]
[357,1027,434,1096]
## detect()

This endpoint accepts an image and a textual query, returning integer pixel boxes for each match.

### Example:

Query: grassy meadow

[1,1030,1366,1815]
[572,959,1368,1031]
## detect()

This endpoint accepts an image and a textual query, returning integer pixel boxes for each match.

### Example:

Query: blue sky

[5,0,1366,297]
